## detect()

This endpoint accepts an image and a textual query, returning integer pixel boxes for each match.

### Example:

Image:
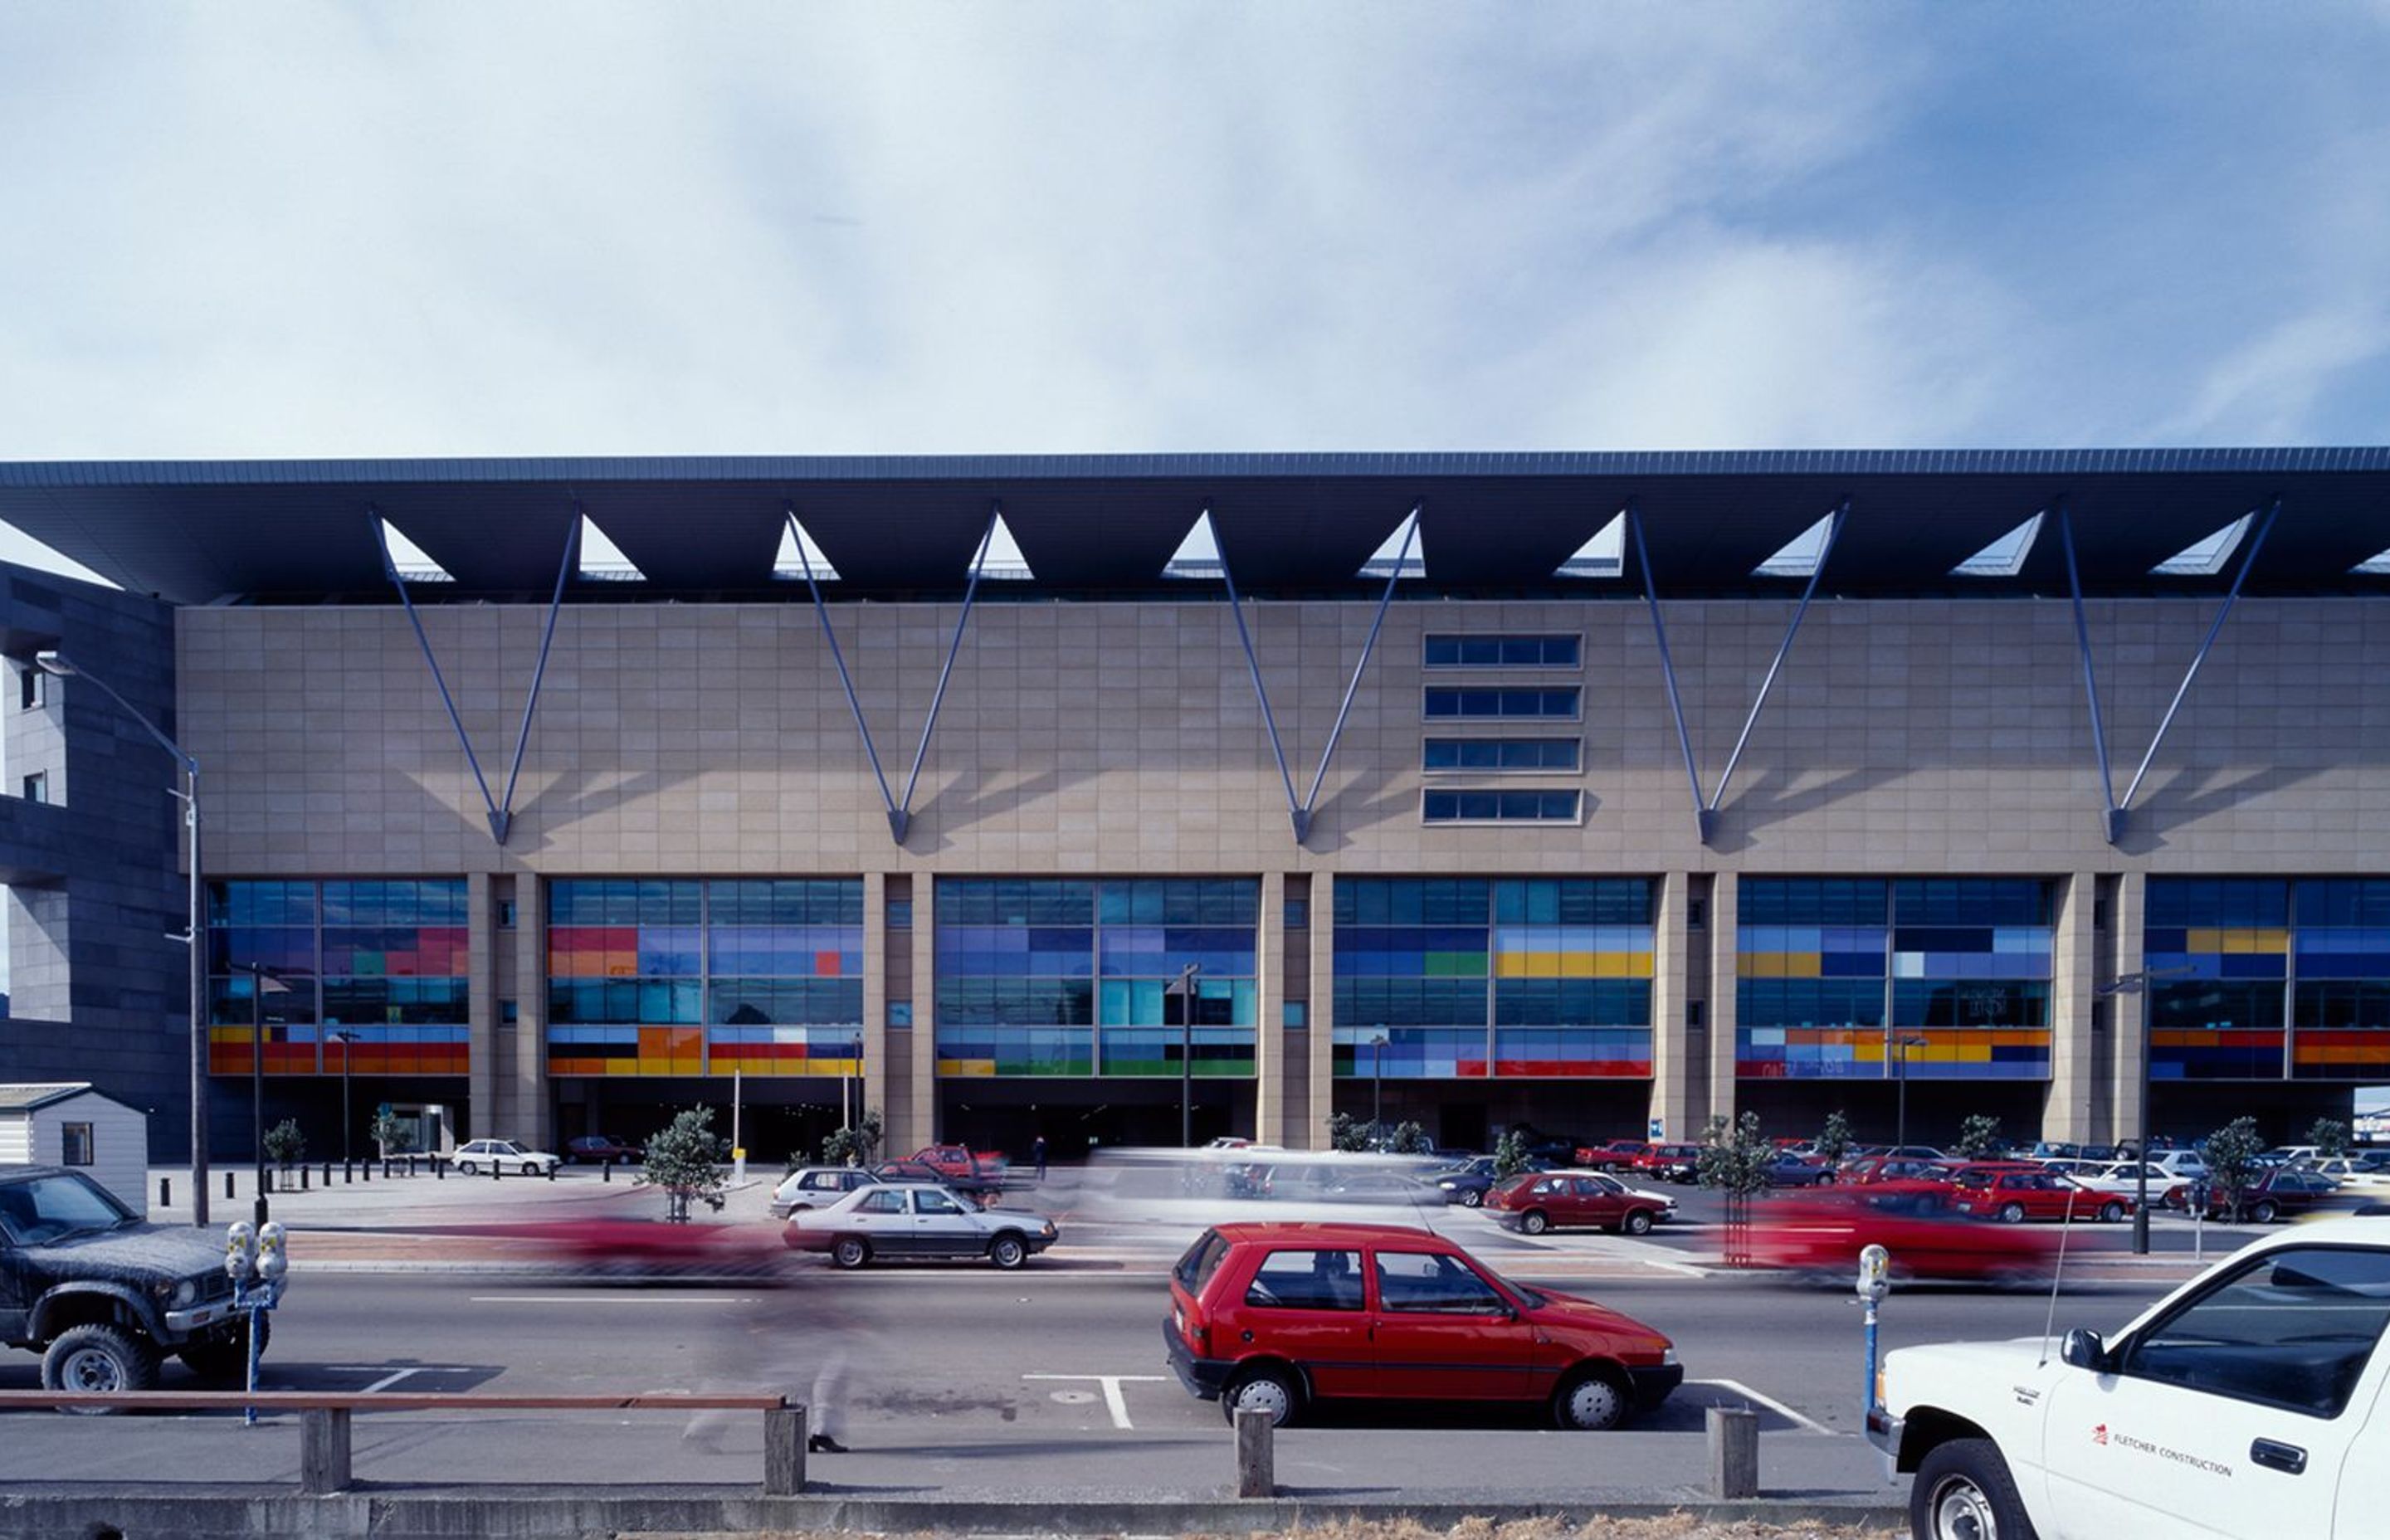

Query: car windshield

[1478,1260,1546,1310]
[0,1173,135,1245]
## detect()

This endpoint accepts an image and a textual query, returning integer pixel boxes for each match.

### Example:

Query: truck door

[2040,1243,2390,1539]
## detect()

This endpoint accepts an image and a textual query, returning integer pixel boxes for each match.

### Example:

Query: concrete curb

[0,1486,1910,1538]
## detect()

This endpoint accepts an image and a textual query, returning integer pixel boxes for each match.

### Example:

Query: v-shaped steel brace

[2060,499,2280,844]
[371,504,578,846]
[789,503,999,845]
[1631,499,1849,845]
[1217,504,1418,843]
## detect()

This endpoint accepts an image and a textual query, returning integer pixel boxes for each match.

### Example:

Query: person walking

[684,1254,869,1455]
[1032,1133,1048,1183]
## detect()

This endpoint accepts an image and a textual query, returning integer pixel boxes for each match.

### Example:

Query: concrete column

[2046,871,2098,1144]
[1305,873,1336,1152]
[1255,874,1286,1147]
[1707,872,1740,1129]
[466,871,497,1144]
[2111,871,2149,1147]
[514,875,550,1150]
[1648,871,1691,1142]
[903,875,936,1151]
[861,871,887,1142]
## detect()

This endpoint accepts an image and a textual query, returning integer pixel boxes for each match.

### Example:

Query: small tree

[371,1110,416,1158]
[638,1106,729,1223]
[1491,1129,1530,1179]
[1328,1112,1373,1153]
[1383,1120,1433,1156]
[1698,1112,1773,1266]
[1953,1114,2003,1161]
[263,1118,306,1168]
[819,1107,885,1167]
[2204,1116,2266,1222]
[2308,1118,2352,1159]
[1818,1109,1852,1167]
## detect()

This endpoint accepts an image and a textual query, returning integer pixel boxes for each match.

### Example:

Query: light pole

[1369,1031,1388,1134]
[37,651,211,1227]
[2100,965,2194,1255]
[329,1031,359,1166]
[1894,1036,1929,1153]
[244,962,290,1226]
[1165,964,1199,1148]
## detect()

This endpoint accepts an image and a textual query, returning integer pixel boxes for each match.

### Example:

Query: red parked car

[1949,1167,2130,1223]
[908,1143,1008,1181]
[1165,1221,1680,1430]
[1485,1170,1675,1235]
[1572,1140,1651,1171]
[1628,1143,1704,1182]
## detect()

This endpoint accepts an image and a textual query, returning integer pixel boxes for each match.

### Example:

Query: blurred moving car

[783,1182,1059,1269]
[768,1165,883,1220]
[1432,1154,1548,1206]
[1164,1221,1680,1430]
[501,1217,790,1280]
[563,1134,640,1165]
[1485,1169,1675,1235]
[1749,1187,2087,1283]
[453,1138,562,1177]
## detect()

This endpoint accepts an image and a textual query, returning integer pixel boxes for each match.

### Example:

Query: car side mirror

[2060,1328,2111,1372]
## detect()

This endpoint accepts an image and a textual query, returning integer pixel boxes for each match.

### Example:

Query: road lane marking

[1698,1377,1837,1435]
[1023,1373,1168,1430]
[461,1291,759,1300]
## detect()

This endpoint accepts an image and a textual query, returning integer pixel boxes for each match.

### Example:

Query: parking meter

[256,1221,287,1281]
[1858,1243,1891,1424]
[224,1221,258,1282]
[223,1221,288,1424]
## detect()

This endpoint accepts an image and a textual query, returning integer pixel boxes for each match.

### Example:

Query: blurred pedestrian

[684,1251,871,1455]
[1032,1133,1048,1183]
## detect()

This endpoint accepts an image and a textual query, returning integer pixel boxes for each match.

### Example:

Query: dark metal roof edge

[3,446,2388,489]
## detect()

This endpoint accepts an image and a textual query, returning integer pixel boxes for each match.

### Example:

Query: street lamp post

[329,1031,359,1167]
[244,963,290,1226]
[1370,1031,1388,1133]
[37,651,211,1227]
[1894,1036,1929,1153]
[2100,966,2193,1255]
[1165,963,1199,1148]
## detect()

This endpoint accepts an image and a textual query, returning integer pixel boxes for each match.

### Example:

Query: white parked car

[1872,1214,2390,1539]
[2309,1157,2390,1190]
[781,1182,1060,1270]
[768,1165,882,1220]
[451,1138,561,1177]
[2070,1161,2173,1197]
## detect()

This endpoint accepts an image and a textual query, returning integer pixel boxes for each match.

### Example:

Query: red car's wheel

[1520,1210,1551,1235]
[1996,1201,2027,1224]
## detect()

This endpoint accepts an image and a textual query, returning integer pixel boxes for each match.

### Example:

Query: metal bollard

[548,1161,557,1182]
[300,1166,310,1191]
[763,1402,807,1495]
[602,1161,611,1184]
[362,1159,370,1183]
[225,1170,236,1201]
[1235,1407,1274,1498]
[160,1177,173,1209]
[300,1407,354,1495]
[492,1157,501,1180]
[436,1157,445,1180]
[1706,1405,1758,1499]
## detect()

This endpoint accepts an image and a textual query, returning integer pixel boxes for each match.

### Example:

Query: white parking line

[327,1364,480,1393]
[1023,1373,1168,1430]
[1697,1377,1838,1435]
[464,1295,758,1304]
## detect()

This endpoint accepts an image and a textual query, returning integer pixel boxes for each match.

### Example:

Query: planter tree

[639,1106,730,1223]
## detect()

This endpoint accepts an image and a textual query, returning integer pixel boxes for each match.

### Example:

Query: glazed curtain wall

[207,880,470,1076]
[1330,878,1655,1079]
[2146,878,2390,1080]
[934,879,1258,1078]
[1737,879,2053,1079]
[546,879,863,1076]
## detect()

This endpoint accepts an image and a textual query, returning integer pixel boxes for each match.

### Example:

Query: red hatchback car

[1949,1167,2130,1224]
[1485,1170,1675,1235]
[1166,1222,1680,1430]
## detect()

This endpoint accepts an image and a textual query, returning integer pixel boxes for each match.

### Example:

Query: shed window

[61,1122,95,1166]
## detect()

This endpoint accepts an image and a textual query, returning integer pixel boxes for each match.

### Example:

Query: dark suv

[1,1166,261,1393]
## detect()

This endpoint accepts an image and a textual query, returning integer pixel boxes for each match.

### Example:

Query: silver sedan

[781,1182,1059,1270]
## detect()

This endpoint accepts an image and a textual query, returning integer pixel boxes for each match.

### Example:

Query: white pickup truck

[1869,1214,2390,1538]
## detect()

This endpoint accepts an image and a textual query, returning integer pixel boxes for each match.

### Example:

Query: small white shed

[0,1084,149,1217]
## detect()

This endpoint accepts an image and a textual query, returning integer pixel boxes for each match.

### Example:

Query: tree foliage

[263,1118,306,1167]
[638,1106,729,1222]
[2308,1118,2352,1159]
[2203,1116,2266,1221]
[1328,1112,1373,1153]
[371,1110,416,1157]
[1491,1129,1530,1179]
[819,1107,885,1167]
[1817,1109,1851,1167]
[1953,1114,2004,1161]
[1383,1119,1433,1155]
[1696,1111,1773,1198]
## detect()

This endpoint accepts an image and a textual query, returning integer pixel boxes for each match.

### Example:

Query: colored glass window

[1331,878,1654,1079]
[207,879,471,1079]
[1422,687,1581,720]
[1422,635,1582,668]
[933,879,1259,1079]
[1423,738,1581,772]
[1422,790,1581,822]
[2144,879,2290,1081]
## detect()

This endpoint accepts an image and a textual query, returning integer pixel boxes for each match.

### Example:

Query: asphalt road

[0,1257,2178,1502]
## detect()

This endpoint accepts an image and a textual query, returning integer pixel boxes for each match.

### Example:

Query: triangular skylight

[1163,510,1225,579]
[1951,512,2045,578]
[1753,514,1837,578]
[968,511,1033,580]
[1357,509,1425,580]
[773,517,841,582]
[378,519,455,583]
[0,525,120,589]
[2152,513,2254,576]
[577,514,645,582]
[2353,544,2390,576]
[1556,512,1625,578]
